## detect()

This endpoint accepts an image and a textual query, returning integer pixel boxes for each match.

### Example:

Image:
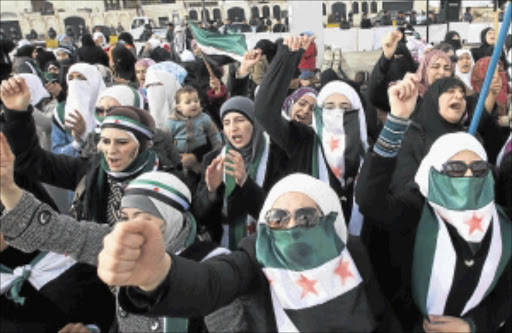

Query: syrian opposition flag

[188,22,247,66]
[412,190,512,316]
[257,225,376,332]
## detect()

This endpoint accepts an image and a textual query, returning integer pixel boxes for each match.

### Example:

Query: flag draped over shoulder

[188,22,247,65]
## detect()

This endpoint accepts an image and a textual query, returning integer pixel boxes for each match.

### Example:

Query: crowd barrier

[242,22,507,53]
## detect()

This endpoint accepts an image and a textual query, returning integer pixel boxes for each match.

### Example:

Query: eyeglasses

[265,207,323,229]
[441,160,489,178]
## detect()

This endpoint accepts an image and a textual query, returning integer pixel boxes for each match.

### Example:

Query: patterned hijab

[416,50,453,97]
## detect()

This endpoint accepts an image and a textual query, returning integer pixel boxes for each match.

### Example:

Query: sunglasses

[95,106,115,116]
[441,160,489,177]
[265,207,323,229]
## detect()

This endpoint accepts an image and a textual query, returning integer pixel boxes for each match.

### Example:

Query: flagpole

[197,48,216,78]
[468,2,511,135]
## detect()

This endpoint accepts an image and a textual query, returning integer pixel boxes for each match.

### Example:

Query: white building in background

[0,0,495,39]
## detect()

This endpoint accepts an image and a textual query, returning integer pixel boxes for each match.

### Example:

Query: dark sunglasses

[441,160,489,178]
[265,207,323,229]
[95,106,114,116]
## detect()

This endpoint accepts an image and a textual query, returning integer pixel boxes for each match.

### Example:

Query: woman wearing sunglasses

[98,173,400,332]
[356,75,511,332]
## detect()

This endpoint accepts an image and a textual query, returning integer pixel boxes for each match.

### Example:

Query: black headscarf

[387,43,417,82]
[35,47,56,71]
[254,39,277,64]
[412,77,466,142]
[15,45,35,58]
[444,31,462,50]
[118,32,134,47]
[81,34,96,47]
[112,45,136,81]
[320,68,341,88]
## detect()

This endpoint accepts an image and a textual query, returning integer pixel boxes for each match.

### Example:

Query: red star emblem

[245,221,257,234]
[465,213,483,235]
[331,165,343,179]
[328,136,340,152]
[296,274,318,299]
[114,119,120,124]
[153,187,160,192]
[334,260,353,286]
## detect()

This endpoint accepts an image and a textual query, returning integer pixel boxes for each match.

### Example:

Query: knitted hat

[101,106,155,149]
[220,96,255,123]
[121,171,191,248]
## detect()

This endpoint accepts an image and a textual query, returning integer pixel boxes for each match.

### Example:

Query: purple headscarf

[281,87,318,117]
[135,58,156,68]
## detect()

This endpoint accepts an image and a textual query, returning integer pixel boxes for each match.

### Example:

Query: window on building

[213,8,221,21]
[251,6,259,19]
[273,5,281,20]
[371,0,377,14]
[262,6,270,18]
[352,2,359,14]
[189,9,198,21]
[323,3,326,16]
[362,1,368,14]
[201,8,210,22]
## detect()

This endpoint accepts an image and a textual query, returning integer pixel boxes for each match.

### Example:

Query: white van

[130,17,166,41]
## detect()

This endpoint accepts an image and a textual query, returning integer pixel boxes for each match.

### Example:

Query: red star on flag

[115,119,120,124]
[334,259,353,286]
[331,165,343,179]
[328,136,340,152]
[465,213,483,235]
[153,187,160,192]
[296,274,318,299]
[245,221,257,234]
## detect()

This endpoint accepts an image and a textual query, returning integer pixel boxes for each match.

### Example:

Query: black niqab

[444,31,462,50]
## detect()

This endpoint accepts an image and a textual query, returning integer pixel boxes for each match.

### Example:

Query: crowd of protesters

[0,15,511,333]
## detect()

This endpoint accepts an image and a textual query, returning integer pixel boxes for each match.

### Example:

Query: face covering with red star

[412,168,511,317]
[256,213,376,332]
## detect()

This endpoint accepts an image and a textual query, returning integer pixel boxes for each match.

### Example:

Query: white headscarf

[92,31,107,47]
[19,73,50,106]
[415,132,487,197]
[121,171,193,253]
[147,37,161,50]
[258,173,347,243]
[455,49,475,89]
[314,81,369,182]
[144,69,181,129]
[65,63,106,141]
[98,85,144,109]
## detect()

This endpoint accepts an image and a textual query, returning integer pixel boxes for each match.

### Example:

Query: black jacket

[118,234,401,332]
[2,107,185,223]
[254,45,353,219]
[0,248,115,333]
[356,151,512,332]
